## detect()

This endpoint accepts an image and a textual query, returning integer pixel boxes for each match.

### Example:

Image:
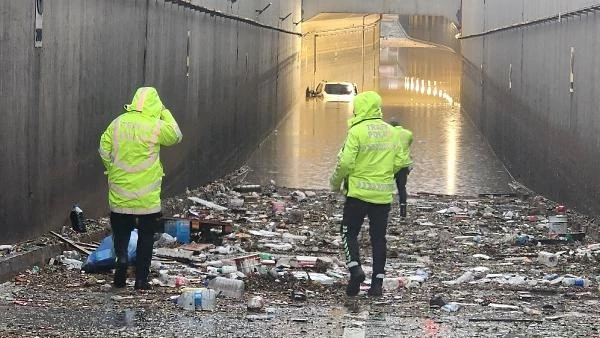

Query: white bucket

[548,215,568,234]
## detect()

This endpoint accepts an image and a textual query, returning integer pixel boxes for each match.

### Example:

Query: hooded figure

[331,91,404,204]
[330,91,405,298]
[99,87,182,290]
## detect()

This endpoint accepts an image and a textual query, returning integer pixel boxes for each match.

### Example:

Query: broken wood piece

[187,197,228,211]
[49,231,91,255]
[75,242,99,249]
[468,318,544,323]
[178,243,214,253]
[154,248,194,262]
[233,185,262,193]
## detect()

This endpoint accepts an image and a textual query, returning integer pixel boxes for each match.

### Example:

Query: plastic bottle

[70,204,86,232]
[259,253,274,260]
[562,277,591,287]
[207,276,244,298]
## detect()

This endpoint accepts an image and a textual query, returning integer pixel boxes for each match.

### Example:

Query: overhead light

[280,12,292,21]
[256,2,272,15]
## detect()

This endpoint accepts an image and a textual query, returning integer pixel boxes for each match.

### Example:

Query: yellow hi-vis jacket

[99,87,182,215]
[330,91,405,204]
[394,125,413,168]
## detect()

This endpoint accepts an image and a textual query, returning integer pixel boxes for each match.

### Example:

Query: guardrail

[164,0,302,36]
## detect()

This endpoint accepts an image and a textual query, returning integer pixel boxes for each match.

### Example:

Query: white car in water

[313,81,358,102]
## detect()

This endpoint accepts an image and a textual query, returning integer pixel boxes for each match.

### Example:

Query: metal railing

[459,3,600,39]
[164,0,302,36]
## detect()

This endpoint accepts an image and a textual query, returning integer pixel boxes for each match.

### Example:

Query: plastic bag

[82,230,138,272]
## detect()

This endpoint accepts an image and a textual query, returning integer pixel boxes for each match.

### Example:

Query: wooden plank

[49,231,91,255]
[468,318,544,323]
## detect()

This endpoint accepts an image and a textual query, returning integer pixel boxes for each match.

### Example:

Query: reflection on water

[246,20,512,196]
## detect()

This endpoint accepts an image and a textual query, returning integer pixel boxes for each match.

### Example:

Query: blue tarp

[82,230,138,272]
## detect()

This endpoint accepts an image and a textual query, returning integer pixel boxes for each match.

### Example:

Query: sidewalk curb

[0,230,110,283]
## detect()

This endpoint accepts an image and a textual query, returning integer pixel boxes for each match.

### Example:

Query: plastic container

[562,277,591,287]
[548,215,568,234]
[177,288,216,311]
[164,218,191,244]
[207,276,244,298]
[272,201,286,215]
[218,265,238,274]
[382,277,406,291]
[538,251,558,267]
[234,254,260,274]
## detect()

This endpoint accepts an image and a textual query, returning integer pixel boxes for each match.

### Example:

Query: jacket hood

[124,87,164,119]
[348,91,383,128]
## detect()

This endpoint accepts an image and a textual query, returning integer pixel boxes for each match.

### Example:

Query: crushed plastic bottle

[443,271,474,285]
[441,302,461,312]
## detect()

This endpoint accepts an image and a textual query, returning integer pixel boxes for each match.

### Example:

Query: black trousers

[110,212,160,282]
[340,197,390,279]
[395,167,410,205]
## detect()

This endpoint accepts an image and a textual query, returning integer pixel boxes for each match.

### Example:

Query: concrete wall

[461,0,600,215]
[302,0,462,24]
[0,0,301,243]
[399,15,461,52]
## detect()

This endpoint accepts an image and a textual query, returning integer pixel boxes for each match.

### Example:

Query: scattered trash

[70,204,86,233]
[441,302,462,312]
[82,231,138,272]
[177,288,216,311]
[537,251,559,267]
[207,276,244,299]
[3,167,598,336]
[247,296,265,311]
[0,245,13,252]
[429,295,446,308]
[187,197,228,211]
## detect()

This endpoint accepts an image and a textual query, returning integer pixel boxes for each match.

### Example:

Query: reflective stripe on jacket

[330,91,404,204]
[99,87,182,215]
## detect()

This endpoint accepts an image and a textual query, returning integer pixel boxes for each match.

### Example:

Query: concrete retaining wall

[461,0,600,215]
[0,0,301,243]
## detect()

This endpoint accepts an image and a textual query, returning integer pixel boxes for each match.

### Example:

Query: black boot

[400,204,407,218]
[134,279,152,290]
[113,263,127,288]
[367,277,383,297]
[346,265,365,297]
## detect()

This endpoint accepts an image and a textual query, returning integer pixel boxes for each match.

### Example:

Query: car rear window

[324,84,353,95]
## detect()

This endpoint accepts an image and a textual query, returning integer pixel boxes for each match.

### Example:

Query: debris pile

[1,167,600,336]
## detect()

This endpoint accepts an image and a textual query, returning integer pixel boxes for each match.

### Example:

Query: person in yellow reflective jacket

[389,119,413,218]
[99,87,182,290]
[330,91,405,297]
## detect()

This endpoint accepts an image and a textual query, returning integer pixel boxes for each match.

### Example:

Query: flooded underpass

[246,16,513,196]
[1,14,600,338]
